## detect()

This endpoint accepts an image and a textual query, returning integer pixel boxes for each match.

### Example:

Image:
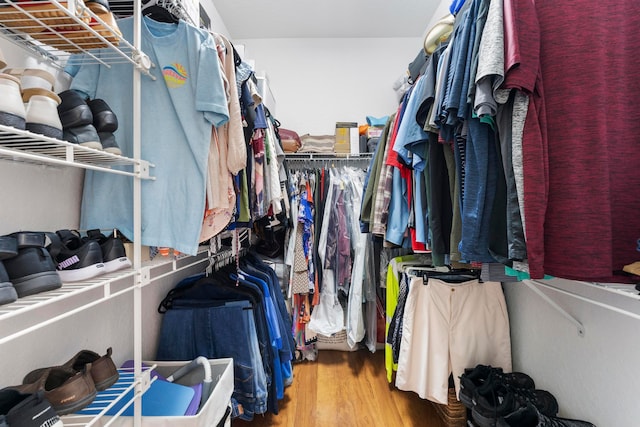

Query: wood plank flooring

[235,350,447,427]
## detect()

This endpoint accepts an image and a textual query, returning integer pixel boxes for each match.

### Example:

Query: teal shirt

[69,17,229,255]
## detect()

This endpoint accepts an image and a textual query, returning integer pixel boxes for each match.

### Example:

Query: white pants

[395,278,511,404]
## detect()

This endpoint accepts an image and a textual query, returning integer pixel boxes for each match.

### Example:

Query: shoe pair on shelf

[460,364,595,427]
[0,233,61,306]
[0,71,121,153]
[0,229,131,306]
[48,228,132,282]
[58,89,121,155]
[0,69,62,140]
[1,347,118,421]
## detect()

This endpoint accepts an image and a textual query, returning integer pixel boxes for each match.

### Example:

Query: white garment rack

[285,153,372,170]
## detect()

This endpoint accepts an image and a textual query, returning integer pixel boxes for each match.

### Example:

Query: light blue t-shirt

[69,17,229,255]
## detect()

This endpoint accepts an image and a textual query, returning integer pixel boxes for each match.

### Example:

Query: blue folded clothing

[366,116,389,127]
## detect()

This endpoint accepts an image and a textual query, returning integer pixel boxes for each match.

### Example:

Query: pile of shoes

[459,364,596,427]
[0,347,119,425]
[0,62,122,156]
[0,229,131,306]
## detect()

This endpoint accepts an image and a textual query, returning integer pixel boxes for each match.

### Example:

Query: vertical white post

[132,1,143,425]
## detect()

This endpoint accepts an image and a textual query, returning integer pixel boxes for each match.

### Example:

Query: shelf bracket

[132,50,156,81]
[523,280,585,337]
[135,159,154,180]
[138,266,151,287]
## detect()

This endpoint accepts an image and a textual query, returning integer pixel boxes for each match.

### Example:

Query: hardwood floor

[235,350,447,427]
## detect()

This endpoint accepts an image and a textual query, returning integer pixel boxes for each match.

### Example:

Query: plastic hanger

[142,0,180,23]
[418,266,481,285]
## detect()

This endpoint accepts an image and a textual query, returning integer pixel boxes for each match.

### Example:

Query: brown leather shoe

[23,347,119,392]
[17,365,96,415]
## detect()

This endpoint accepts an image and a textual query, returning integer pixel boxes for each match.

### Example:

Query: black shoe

[0,236,18,305]
[62,123,103,150]
[47,230,105,282]
[460,365,535,409]
[87,99,118,133]
[0,235,18,260]
[472,380,559,427]
[3,232,62,298]
[0,262,17,306]
[497,403,596,427]
[57,89,93,128]
[97,131,122,155]
[0,389,62,427]
[84,229,131,273]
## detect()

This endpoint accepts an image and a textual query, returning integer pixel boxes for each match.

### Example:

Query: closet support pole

[132,0,143,425]
[524,280,585,337]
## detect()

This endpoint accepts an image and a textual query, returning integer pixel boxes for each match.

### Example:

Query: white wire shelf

[0,248,210,345]
[0,124,153,178]
[0,267,137,345]
[63,365,157,427]
[0,0,153,74]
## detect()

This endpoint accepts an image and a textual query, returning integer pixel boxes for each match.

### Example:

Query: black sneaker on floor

[3,232,62,298]
[47,230,105,282]
[460,365,535,409]
[84,229,131,273]
[497,402,595,427]
[472,379,559,427]
[0,389,63,427]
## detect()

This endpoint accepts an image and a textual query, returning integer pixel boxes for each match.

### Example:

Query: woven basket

[431,388,467,427]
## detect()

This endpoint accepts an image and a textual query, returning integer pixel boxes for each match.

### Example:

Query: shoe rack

[0,1,191,426]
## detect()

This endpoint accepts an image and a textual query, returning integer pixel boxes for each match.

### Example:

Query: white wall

[504,279,640,425]
[0,41,82,235]
[234,37,422,135]
[199,0,230,37]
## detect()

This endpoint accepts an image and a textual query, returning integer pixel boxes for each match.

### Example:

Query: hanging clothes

[156,253,294,420]
[67,16,229,255]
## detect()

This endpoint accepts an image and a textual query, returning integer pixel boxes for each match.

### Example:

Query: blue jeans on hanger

[157,300,268,421]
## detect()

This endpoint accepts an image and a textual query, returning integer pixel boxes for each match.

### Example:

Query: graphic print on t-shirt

[162,63,188,88]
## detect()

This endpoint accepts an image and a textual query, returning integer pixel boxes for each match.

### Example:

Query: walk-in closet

[0,0,638,426]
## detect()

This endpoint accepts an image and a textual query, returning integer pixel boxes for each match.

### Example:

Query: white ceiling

[213,0,443,39]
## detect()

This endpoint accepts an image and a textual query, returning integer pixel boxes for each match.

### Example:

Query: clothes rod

[285,153,373,161]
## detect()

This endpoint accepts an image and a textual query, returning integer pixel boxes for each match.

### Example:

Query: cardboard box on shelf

[335,122,359,154]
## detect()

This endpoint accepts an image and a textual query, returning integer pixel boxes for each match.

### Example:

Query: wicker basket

[431,388,468,427]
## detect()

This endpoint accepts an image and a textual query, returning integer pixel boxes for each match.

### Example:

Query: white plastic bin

[64,358,233,427]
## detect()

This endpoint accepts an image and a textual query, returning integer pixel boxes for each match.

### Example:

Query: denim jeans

[157,300,268,420]
[158,272,273,407]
